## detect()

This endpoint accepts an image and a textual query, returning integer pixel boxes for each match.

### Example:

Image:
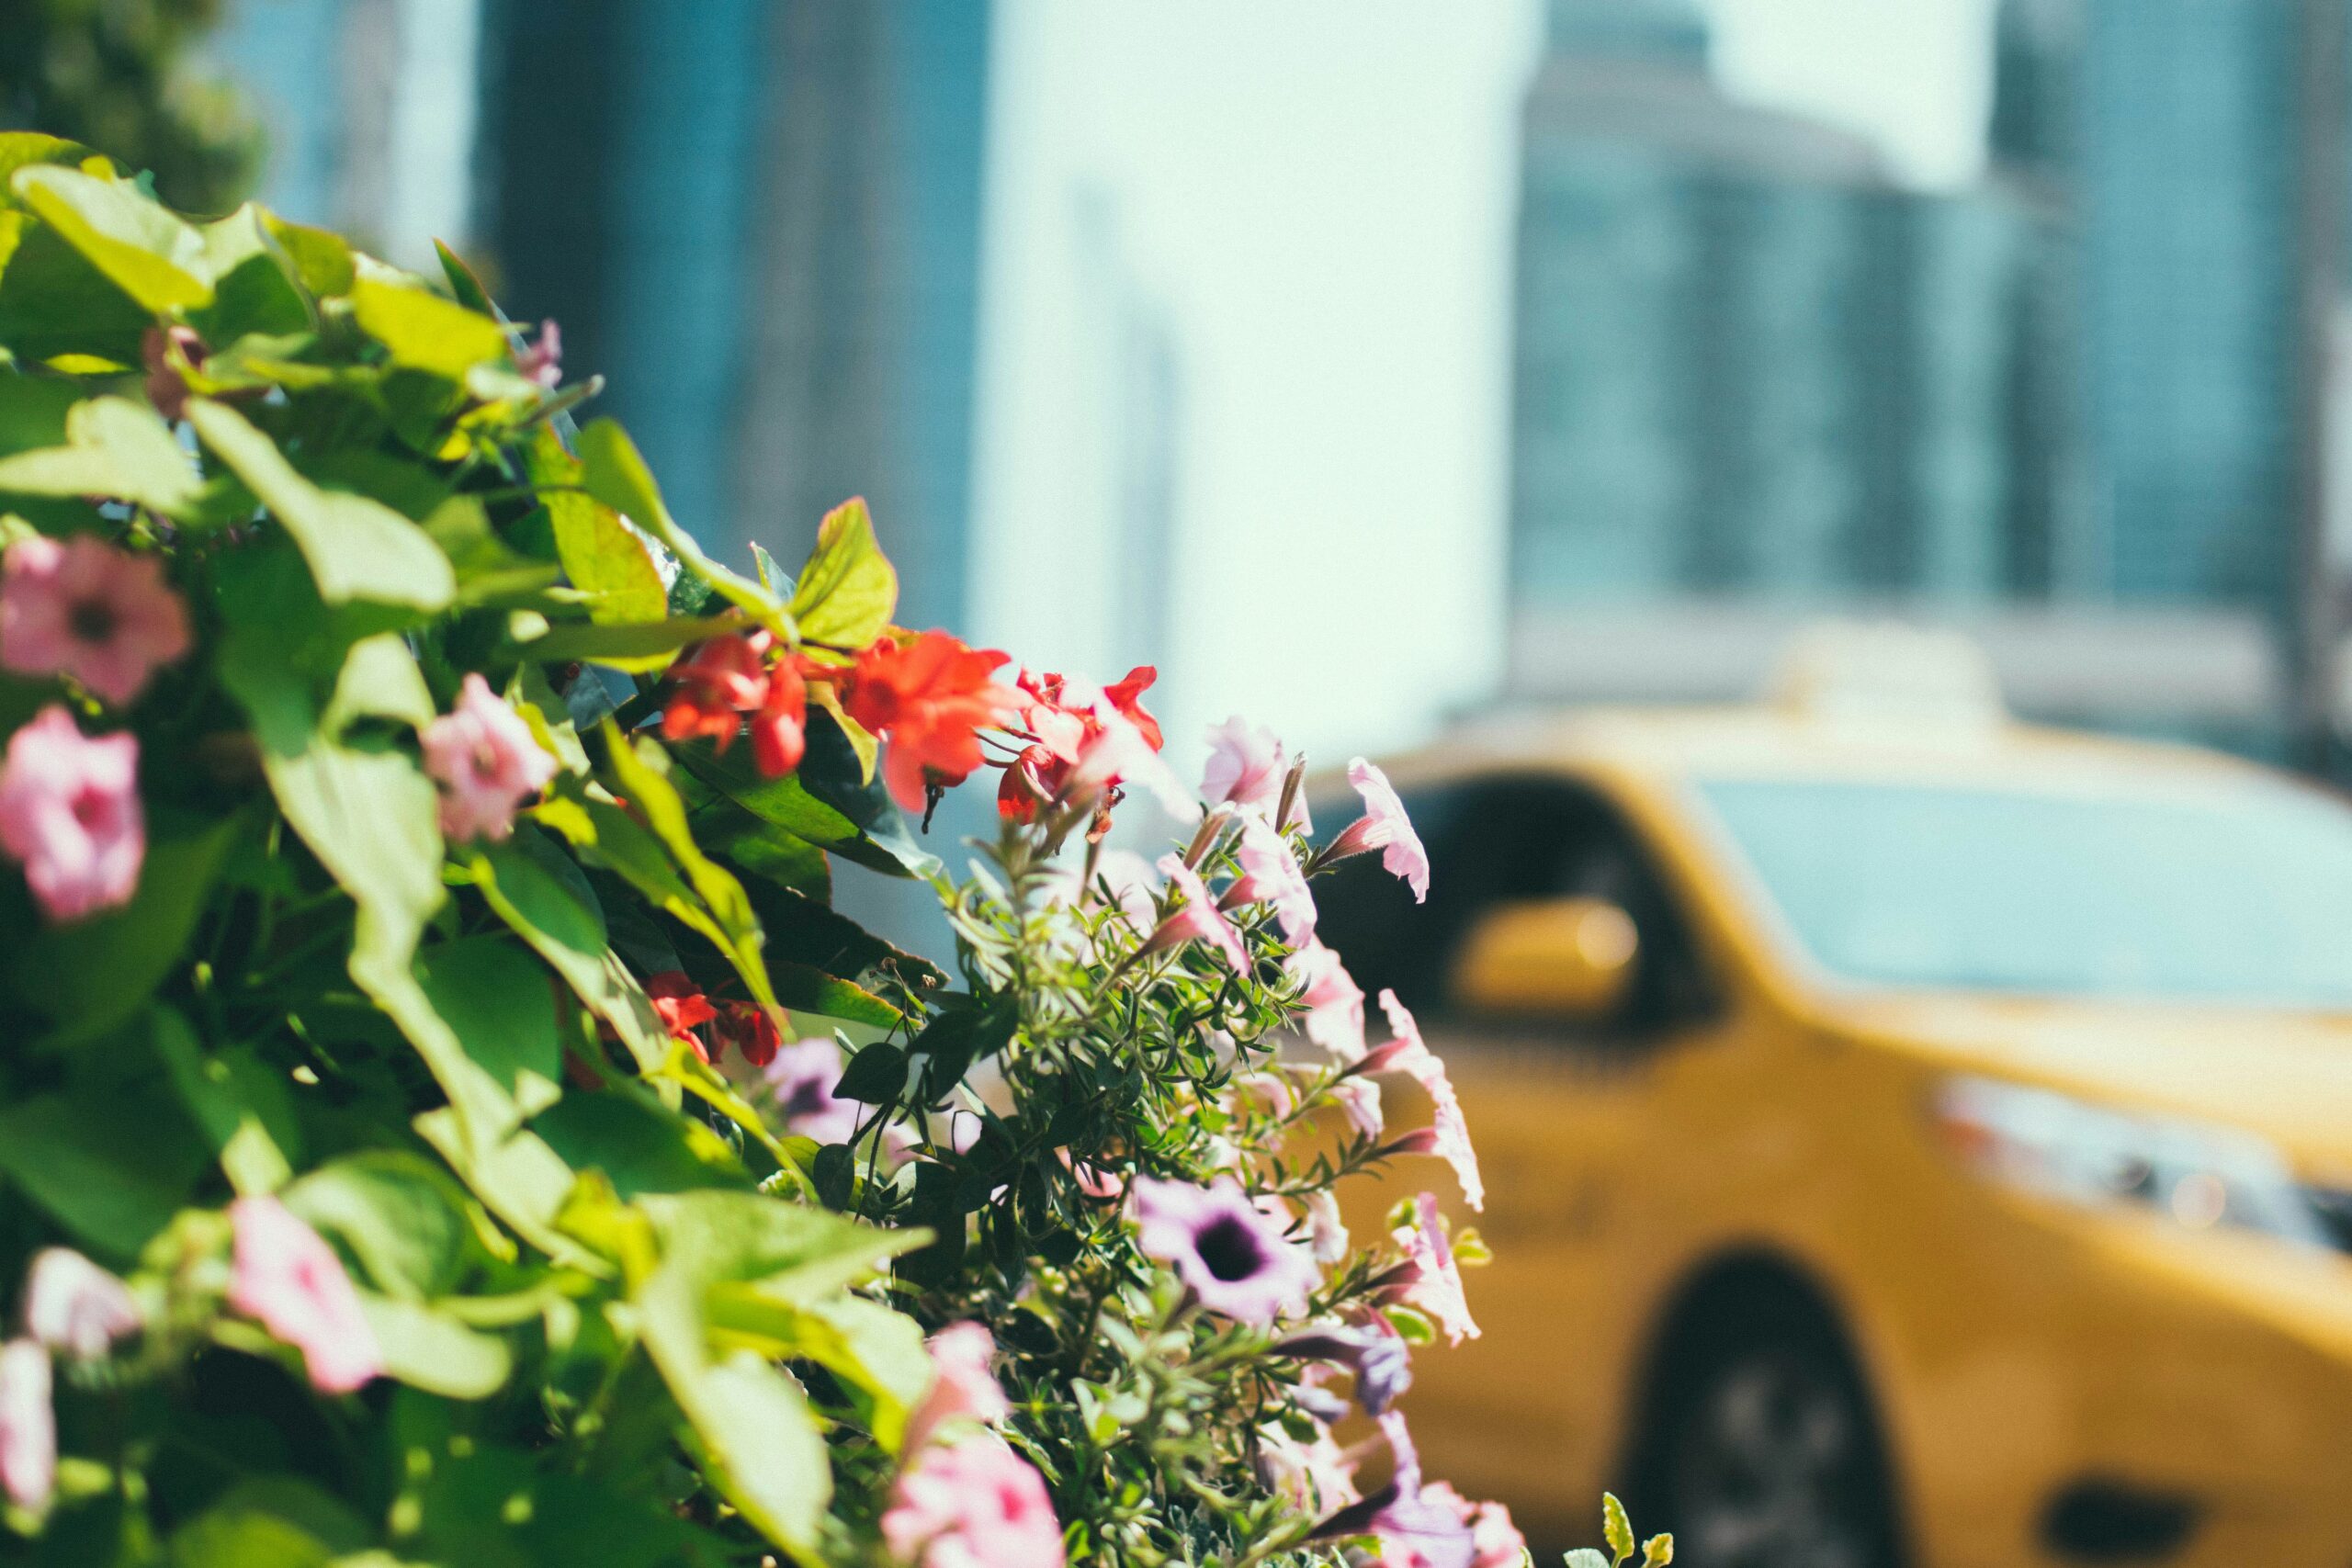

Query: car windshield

[1695,773,2352,1008]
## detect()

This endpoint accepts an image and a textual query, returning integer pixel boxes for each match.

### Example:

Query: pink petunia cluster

[881,1434,1066,1568]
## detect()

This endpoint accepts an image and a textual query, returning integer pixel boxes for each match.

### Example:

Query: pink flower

[1286,941,1365,1059]
[1331,1077,1384,1140]
[1,535,190,705]
[226,1195,382,1394]
[905,1322,1010,1453]
[0,1340,52,1514]
[1303,1190,1350,1266]
[1222,817,1317,944]
[22,1249,140,1360]
[0,705,143,922]
[1143,853,1250,973]
[1328,758,1430,903]
[1376,990,1482,1212]
[1131,1176,1319,1325]
[1422,1483,1528,1568]
[1385,1192,1478,1346]
[514,318,563,389]
[421,673,556,842]
[1311,1411,1477,1568]
[763,1036,863,1145]
[1257,1422,1360,1515]
[882,1435,1066,1568]
[1201,716,1285,812]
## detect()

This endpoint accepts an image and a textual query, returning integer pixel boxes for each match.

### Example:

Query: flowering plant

[0,135,1550,1568]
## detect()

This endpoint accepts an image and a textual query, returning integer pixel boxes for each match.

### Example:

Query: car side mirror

[1449,897,1639,1022]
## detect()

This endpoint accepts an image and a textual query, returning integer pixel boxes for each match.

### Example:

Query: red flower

[715,999,783,1068]
[662,634,771,751]
[1102,665,1162,751]
[644,971,718,1062]
[750,658,807,779]
[841,631,1019,810]
[996,743,1057,824]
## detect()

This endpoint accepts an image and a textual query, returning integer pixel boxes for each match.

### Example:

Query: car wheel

[1634,1306,1901,1568]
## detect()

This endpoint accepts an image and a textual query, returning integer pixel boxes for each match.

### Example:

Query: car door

[1317,771,1742,1533]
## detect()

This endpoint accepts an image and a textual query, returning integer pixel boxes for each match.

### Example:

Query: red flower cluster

[642,971,782,1067]
[996,665,1163,825]
[837,630,1022,811]
[661,631,811,778]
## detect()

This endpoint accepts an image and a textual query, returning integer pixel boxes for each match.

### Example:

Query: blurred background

[24,0,2352,781]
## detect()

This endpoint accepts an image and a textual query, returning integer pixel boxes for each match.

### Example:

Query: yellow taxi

[1313,632,2352,1568]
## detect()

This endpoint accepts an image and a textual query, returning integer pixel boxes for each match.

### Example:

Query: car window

[1314,774,1716,1040]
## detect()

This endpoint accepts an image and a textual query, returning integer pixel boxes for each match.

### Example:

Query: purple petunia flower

[1274,1318,1414,1415]
[1310,1411,1477,1568]
[763,1037,864,1145]
[1130,1176,1319,1325]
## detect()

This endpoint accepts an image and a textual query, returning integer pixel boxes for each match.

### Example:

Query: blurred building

[1505,0,2335,748]
[1992,0,2307,621]
[210,0,995,628]
[1507,0,2058,618]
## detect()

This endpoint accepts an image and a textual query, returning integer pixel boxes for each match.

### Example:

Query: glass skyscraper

[1508,0,2052,615]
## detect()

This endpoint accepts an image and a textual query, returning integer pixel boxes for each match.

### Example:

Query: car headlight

[1933,1075,2327,1247]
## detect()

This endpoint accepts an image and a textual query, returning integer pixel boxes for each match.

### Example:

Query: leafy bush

[0,134,1547,1568]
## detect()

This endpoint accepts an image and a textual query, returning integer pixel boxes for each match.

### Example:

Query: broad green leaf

[786,496,897,649]
[601,729,778,1014]
[705,812,831,901]
[1566,1552,1612,1568]
[356,1294,513,1398]
[703,1290,930,1453]
[0,134,99,204]
[11,815,237,1041]
[264,215,355,299]
[469,830,670,1075]
[194,205,311,340]
[414,935,563,1117]
[576,418,784,632]
[0,370,82,456]
[424,494,560,605]
[13,164,212,313]
[169,1506,334,1568]
[731,871,940,989]
[530,1093,751,1200]
[1604,1493,1636,1564]
[0,395,203,513]
[150,1007,300,1194]
[677,741,859,847]
[286,1150,474,1301]
[0,215,153,365]
[0,1077,209,1259]
[432,239,495,314]
[796,705,940,878]
[190,399,454,610]
[512,615,739,667]
[835,1043,907,1103]
[348,276,508,381]
[411,1107,595,1272]
[322,632,436,732]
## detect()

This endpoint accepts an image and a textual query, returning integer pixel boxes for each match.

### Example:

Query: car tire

[1629,1292,1903,1568]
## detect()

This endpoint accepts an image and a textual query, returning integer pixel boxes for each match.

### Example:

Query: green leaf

[189,399,454,610]
[601,728,779,1015]
[424,494,560,605]
[704,1290,931,1453]
[768,961,900,1028]
[10,815,237,1041]
[0,1075,209,1259]
[796,705,940,879]
[1643,1534,1675,1566]
[264,215,355,299]
[576,418,783,631]
[469,830,670,1076]
[286,1151,474,1301]
[512,615,738,668]
[356,1294,514,1398]
[193,205,312,341]
[1565,1551,1611,1568]
[12,164,212,313]
[0,370,83,456]
[412,1109,592,1272]
[786,496,897,649]
[150,1007,300,1195]
[0,395,203,514]
[169,1505,335,1568]
[834,1043,907,1103]
[0,213,153,366]
[348,275,509,381]
[413,935,563,1117]
[1604,1493,1636,1564]
[531,1093,751,1200]
[0,134,100,201]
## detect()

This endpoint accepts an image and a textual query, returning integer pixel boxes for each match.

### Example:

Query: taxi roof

[1367,702,2283,803]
